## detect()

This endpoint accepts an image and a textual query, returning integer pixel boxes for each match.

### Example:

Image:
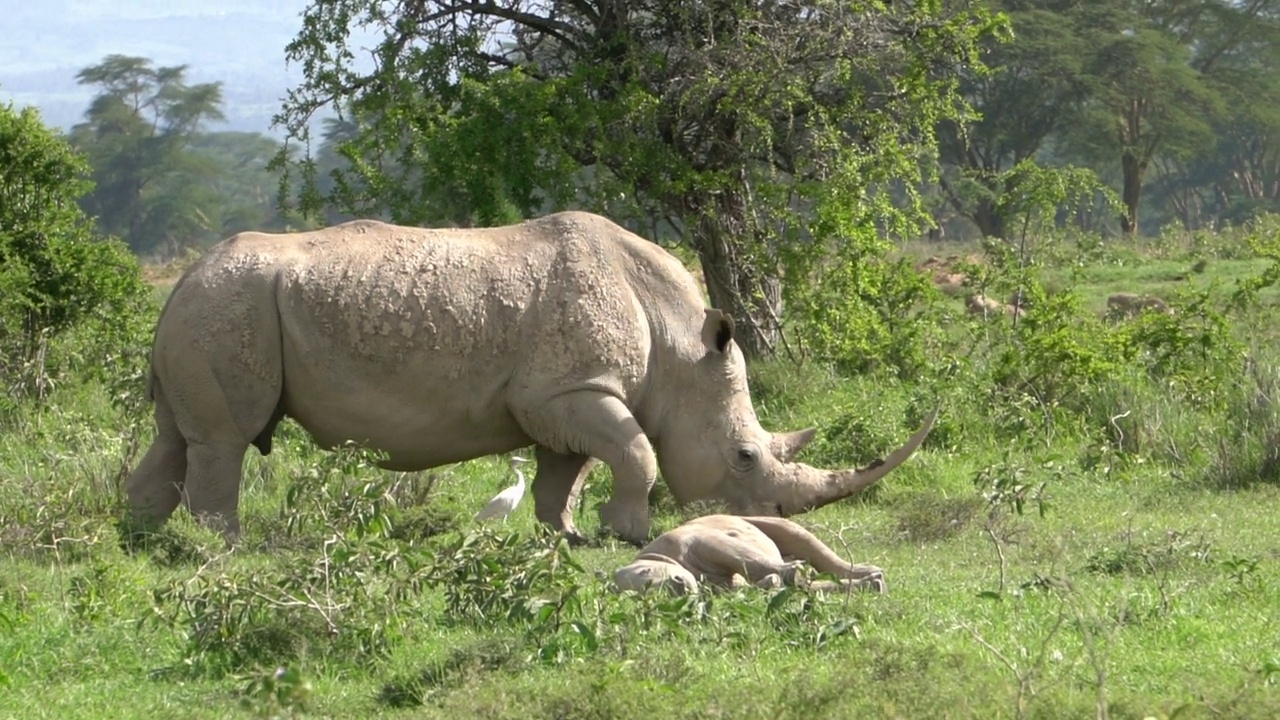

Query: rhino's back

[641,515,785,577]
[271,219,556,365]
[161,212,702,466]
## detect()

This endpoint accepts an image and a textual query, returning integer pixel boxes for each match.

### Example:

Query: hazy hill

[0,0,367,136]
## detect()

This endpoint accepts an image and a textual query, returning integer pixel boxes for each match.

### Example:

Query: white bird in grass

[474,455,531,523]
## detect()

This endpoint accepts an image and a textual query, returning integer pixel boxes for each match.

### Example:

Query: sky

[0,0,370,136]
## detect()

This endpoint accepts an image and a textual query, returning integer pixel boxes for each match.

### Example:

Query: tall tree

[1159,2,1280,229]
[938,1,1091,238]
[1064,0,1280,236]
[274,0,999,358]
[188,131,296,238]
[70,55,226,254]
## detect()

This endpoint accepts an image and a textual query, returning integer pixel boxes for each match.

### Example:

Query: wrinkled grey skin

[614,515,887,594]
[125,211,937,545]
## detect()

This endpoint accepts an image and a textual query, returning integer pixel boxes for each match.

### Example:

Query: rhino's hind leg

[516,392,657,546]
[532,447,597,544]
[124,386,187,535]
[741,517,887,593]
[183,440,249,540]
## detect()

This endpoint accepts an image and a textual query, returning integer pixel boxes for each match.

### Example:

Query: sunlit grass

[2,236,1280,718]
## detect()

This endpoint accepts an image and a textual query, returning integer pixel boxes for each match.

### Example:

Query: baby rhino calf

[613,514,886,595]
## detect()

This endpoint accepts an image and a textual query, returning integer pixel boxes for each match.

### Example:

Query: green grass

[3,235,1280,719]
[1045,256,1280,313]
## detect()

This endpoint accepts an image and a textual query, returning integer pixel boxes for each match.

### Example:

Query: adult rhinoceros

[125,211,936,545]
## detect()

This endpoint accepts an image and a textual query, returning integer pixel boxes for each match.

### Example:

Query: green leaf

[766,587,797,617]
[570,621,599,652]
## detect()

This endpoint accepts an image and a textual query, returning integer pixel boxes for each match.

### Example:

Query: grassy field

[2,228,1280,719]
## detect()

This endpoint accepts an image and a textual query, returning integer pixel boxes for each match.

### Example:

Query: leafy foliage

[3,223,1280,714]
[935,0,1280,238]
[69,55,295,256]
[274,0,1003,357]
[0,101,150,406]
[938,1,1087,238]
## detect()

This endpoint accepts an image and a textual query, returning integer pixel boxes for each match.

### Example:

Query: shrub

[0,101,150,407]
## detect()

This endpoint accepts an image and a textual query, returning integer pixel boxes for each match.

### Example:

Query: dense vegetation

[2,216,1279,718]
[273,0,1280,358]
[3,0,1280,717]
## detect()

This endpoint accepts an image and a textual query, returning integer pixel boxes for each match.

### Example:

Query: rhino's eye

[734,445,759,470]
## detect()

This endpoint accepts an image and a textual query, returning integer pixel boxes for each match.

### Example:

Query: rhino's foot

[562,528,590,547]
[754,573,785,590]
[844,570,887,594]
[598,499,651,547]
[848,573,888,594]
[845,563,884,581]
[805,567,887,594]
[117,516,166,554]
[591,525,643,549]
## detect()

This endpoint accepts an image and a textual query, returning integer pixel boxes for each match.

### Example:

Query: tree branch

[409,0,585,52]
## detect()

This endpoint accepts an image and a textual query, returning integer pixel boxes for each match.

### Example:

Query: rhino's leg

[124,383,187,534]
[183,441,250,540]
[176,386,273,542]
[754,573,785,589]
[531,446,597,544]
[741,516,884,582]
[152,273,283,542]
[517,392,656,546]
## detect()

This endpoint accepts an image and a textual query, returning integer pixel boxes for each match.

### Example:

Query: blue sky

[0,0,363,135]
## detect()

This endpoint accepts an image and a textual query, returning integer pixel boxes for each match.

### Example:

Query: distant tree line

[67,55,297,257]
[940,0,1280,239]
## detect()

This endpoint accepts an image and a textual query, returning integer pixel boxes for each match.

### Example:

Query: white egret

[474,455,531,522]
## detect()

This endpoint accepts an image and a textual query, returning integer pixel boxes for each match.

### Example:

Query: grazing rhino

[614,515,887,595]
[125,211,936,545]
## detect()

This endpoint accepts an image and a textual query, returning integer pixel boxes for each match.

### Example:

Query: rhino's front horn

[782,408,939,515]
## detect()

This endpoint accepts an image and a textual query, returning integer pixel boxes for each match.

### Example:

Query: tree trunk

[970,196,1007,239]
[689,209,781,360]
[940,177,1006,239]
[1120,151,1146,236]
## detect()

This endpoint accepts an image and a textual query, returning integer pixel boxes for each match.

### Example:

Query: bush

[0,102,150,407]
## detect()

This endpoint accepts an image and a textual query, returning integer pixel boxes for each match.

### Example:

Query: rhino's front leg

[532,446,597,545]
[517,391,657,546]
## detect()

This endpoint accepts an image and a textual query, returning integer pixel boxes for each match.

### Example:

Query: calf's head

[614,554,700,595]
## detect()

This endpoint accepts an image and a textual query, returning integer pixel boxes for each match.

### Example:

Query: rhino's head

[614,554,700,595]
[655,309,936,517]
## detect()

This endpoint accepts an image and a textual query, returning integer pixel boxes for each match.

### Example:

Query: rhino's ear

[771,428,817,462]
[701,308,735,354]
